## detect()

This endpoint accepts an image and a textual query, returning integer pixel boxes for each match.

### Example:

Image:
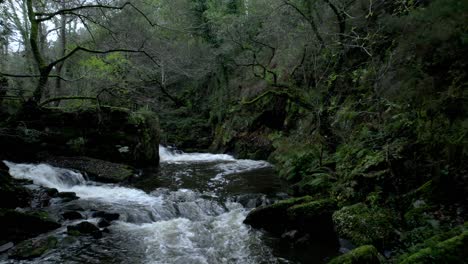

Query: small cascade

[1,149,286,263]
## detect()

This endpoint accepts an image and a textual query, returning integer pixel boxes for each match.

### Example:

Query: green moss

[287,199,336,218]
[332,203,395,247]
[10,236,58,259]
[398,224,467,262]
[270,196,314,210]
[67,230,81,236]
[400,231,468,264]
[328,245,382,264]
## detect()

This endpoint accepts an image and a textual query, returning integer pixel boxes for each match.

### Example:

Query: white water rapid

[2,146,289,264]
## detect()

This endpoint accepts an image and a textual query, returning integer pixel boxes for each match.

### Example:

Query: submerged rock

[57,192,79,202]
[62,211,83,220]
[9,236,58,260]
[92,211,120,222]
[0,209,60,243]
[328,245,383,264]
[97,219,111,228]
[67,221,102,238]
[47,156,135,183]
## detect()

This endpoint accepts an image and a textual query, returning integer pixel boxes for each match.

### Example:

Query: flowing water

[1,146,322,264]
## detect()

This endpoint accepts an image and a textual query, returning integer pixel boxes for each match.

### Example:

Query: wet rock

[328,245,383,264]
[47,156,135,183]
[0,242,14,253]
[62,211,83,220]
[57,192,79,202]
[5,106,159,167]
[44,187,59,197]
[244,196,314,234]
[9,236,58,260]
[92,211,120,222]
[245,197,339,245]
[0,209,60,243]
[67,221,102,239]
[97,219,111,228]
[281,230,299,241]
[0,165,32,209]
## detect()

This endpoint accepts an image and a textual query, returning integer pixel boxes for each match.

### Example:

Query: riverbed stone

[57,192,79,202]
[46,156,135,183]
[62,211,83,220]
[92,211,120,222]
[244,196,338,245]
[9,236,58,260]
[67,221,102,238]
[0,209,60,243]
[97,219,111,228]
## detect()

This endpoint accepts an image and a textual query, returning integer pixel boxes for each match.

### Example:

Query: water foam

[159,145,235,163]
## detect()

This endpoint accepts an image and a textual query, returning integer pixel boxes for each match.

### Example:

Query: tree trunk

[54,0,67,106]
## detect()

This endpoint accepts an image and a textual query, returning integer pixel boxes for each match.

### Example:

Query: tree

[0,0,157,105]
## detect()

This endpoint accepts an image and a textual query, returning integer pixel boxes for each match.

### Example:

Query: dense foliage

[1,0,467,262]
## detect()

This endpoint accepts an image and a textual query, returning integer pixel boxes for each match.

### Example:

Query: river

[2,146,328,263]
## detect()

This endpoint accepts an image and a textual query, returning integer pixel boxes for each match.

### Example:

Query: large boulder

[332,203,396,248]
[0,164,32,209]
[46,156,135,183]
[67,221,102,238]
[0,209,60,244]
[244,196,338,244]
[2,105,159,167]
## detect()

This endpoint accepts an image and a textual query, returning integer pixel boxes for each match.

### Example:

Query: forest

[0,0,467,263]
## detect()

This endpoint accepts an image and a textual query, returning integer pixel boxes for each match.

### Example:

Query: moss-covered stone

[243,196,314,234]
[332,203,395,248]
[245,196,339,245]
[0,209,60,243]
[398,224,467,263]
[0,164,32,209]
[2,105,160,167]
[287,199,336,218]
[400,231,468,264]
[10,236,58,260]
[328,245,382,264]
[46,156,135,183]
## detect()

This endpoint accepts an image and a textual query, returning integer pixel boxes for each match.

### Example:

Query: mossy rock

[46,156,135,183]
[7,105,160,167]
[9,236,58,260]
[399,231,468,264]
[0,209,61,243]
[332,203,396,248]
[398,222,468,263]
[287,199,337,218]
[0,166,32,209]
[244,196,314,234]
[245,196,338,244]
[328,245,382,264]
